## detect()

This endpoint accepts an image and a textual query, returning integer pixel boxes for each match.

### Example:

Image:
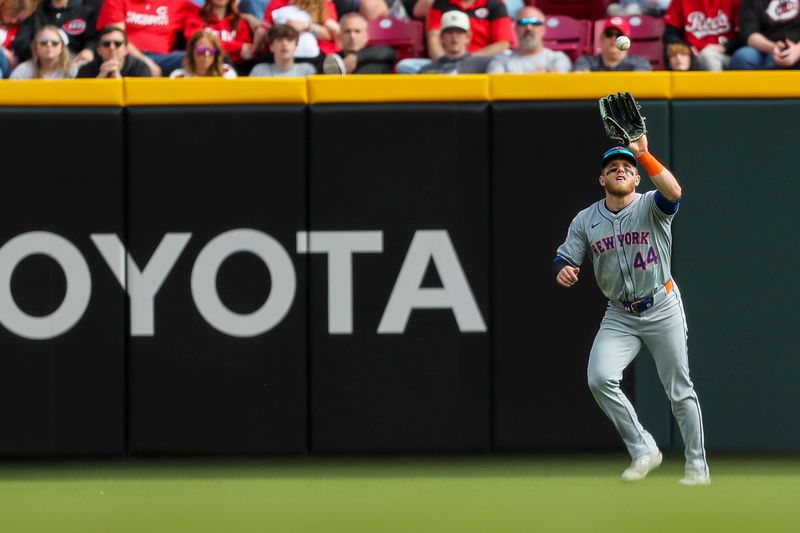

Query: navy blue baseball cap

[601,146,637,168]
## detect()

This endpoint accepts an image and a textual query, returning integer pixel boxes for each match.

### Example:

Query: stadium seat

[367,17,426,61]
[529,0,612,20]
[543,14,593,62]
[593,15,665,70]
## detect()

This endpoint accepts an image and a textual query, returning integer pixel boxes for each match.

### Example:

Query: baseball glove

[598,92,647,145]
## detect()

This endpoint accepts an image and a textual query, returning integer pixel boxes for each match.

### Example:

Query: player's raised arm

[627,135,682,202]
[598,92,681,203]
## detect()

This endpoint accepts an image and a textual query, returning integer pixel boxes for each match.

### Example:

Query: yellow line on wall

[307,74,490,103]
[0,79,124,106]
[489,72,671,100]
[123,77,308,106]
[1,72,800,106]
[670,71,800,99]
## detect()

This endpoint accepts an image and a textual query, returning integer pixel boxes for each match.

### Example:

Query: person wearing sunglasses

[170,28,237,77]
[183,0,255,74]
[573,16,651,72]
[487,6,571,73]
[95,0,200,77]
[12,0,100,69]
[9,24,77,77]
[76,25,152,77]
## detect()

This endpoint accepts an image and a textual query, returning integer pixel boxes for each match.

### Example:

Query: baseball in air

[616,35,631,51]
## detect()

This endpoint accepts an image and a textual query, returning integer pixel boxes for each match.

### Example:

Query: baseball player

[552,134,710,485]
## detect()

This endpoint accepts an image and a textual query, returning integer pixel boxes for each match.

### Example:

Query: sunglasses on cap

[516,17,543,27]
[603,29,624,38]
[38,39,62,46]
[195,45,217,56]
[100,39,125,48]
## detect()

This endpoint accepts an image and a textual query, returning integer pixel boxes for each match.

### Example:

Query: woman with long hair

[170,29,237,78]
[12,0,99,68]
[183,0,255,70]
[9,24,76,78]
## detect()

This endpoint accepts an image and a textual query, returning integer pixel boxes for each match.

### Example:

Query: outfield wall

[0,74,798,457]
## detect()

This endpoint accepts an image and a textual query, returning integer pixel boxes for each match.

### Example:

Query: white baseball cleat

[679,471,711,486]
[621,448,662,481]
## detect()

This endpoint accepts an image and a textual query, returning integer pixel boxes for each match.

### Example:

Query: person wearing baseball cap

[395,0,513,73]
[604,16,632,38]
[601,146,638,168]
[554,129,711,486]
[440,9,471,32]
[426,0,514,59]
[487,6,573,73]
[572,16,651,72]
[419,10,492,74]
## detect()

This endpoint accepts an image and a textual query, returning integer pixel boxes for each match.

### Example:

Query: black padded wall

[0,107,125,456]
[307,103,491,452]
[125,105,308,455]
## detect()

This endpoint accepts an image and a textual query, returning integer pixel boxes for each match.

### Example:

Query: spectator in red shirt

[183,0,255,71]
[396,0,512,73]
[663,0,740,71]
[426,0,514,60]
[1,0,40,78]
[96,0,199,76]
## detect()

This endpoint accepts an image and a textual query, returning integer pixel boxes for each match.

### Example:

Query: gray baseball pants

[586,286,709,475]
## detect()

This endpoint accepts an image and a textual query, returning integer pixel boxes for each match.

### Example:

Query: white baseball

[616,36,631,51]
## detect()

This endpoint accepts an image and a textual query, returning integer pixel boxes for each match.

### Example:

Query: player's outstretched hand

[627,134,648,157]
[556,265,580,288]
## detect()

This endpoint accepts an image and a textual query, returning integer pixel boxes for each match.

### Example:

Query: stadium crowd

[0,0,798,78]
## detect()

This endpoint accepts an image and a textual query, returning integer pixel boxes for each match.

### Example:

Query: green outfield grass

[1,454,798,532]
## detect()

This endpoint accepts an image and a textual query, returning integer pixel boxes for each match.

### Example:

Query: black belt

[620,278,674,314]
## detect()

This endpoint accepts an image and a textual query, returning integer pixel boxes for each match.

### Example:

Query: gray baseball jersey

[555,190,672,305]
[554,189,709,478]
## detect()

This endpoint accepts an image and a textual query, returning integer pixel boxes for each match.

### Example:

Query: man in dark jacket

[322,12,396,74]
[76,25,151,77]
[729,0,800,69]
[13,0,99,66]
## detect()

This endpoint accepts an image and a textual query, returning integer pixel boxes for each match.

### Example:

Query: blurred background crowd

[0,0,797,78]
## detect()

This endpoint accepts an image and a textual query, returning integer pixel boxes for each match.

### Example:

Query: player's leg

[587,307,658,459]
[642,290,709,481]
